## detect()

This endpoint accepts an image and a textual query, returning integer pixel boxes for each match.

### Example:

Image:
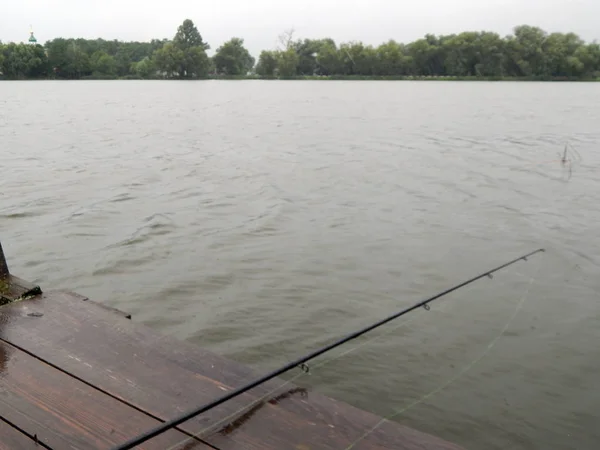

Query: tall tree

[339,42,377,76]
[45,38,70,78]
[510,25,549,77]
[182,46,210,77]
[255,50,278,76]
[153,43,184,78]
[316,39,342,75]
[133,56,156,78]
[293,39,322,75]
[90,50,117,76]
[213,38,255,75]
[65,42,91,78]
[374,40,410,76]
[276,48,299,77]
[174,19,209,51]
[156,19,211,78]
[0,43,47,79]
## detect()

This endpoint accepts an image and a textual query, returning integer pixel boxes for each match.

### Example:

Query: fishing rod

[112,248,545,450]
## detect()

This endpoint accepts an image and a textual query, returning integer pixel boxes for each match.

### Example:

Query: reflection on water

[1,80,600,449]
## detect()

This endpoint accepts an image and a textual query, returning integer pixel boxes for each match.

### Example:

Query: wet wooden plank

[0,291,461,449]
[0,291,262,434]
[0,340,209,450]
[0,239,42,305]
[204,387,462,450]
[0,419,41,450]
[56,289,132,319]
[0,274,42,306]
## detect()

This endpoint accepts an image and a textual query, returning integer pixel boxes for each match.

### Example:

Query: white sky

[1,0,598,56]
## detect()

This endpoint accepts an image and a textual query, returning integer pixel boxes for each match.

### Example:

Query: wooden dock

[0,240,462,449]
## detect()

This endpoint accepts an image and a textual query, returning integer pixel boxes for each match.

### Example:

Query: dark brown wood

[0,240,8,278]
[0,340,209,450]
[0,418,41,450]
[0,275,42,306]
[0,240,42,305]
[0,291,263,433]
[0,290,462,450]
[204,387,462,450]
[56,289,132,319]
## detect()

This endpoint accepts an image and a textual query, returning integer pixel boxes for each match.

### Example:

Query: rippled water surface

[1,80,599,449]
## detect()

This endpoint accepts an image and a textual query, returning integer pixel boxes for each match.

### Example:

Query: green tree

[543,32,585,77]
[374,40,410,76]
[66,42,91,78]
[154,19,211,78]
[339,42,377,76]
[255,50,278,76]
[406,36,446,76]
[45,38,71,78]
[476,32,507,77]
[575,43,600,77]
[276,48,299,77]
[293,39,322,75]
[28,44,49,78]
[508,25,549,77]
[90,50,117,76]
[182,46,210,77]
[213,38,255,75]
[114,48,134,76]
[153,43,184,78]
[174,19,209,51]
[1,43,47,79]
[133,56,156,78]
[315,39,341,75]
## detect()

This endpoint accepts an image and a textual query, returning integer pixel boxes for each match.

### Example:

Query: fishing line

[162,311,427,450]
[344,256,542,450]
[161,228,471,449]
[163,244,468,449]
[112,248,544,450]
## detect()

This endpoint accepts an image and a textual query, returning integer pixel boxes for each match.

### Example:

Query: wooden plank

[0,291,462,449]
[0,418,42,450]
[0,274,42,306]
[0,291,262,432]
[204,387,462,450]
[1,238,42,304]
[55,289,131,319]
[0,340,209,450]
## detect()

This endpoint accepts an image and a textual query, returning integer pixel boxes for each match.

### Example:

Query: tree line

[1,20,599,80]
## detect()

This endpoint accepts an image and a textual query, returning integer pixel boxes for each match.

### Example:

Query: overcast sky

[2,0,598,56]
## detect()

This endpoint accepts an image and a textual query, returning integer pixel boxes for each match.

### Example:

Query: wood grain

[0,291,462,449]
[204,387,463,450]
[0,418,42,450]
[0,340,209,450]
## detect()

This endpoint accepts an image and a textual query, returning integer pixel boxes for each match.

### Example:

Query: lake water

[1,80,599,449]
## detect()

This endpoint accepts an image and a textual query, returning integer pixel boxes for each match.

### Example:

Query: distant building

[28,27,37,44]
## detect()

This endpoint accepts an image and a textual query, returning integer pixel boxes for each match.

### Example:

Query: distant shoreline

[2,75,599,82]
[3,22,599,82]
